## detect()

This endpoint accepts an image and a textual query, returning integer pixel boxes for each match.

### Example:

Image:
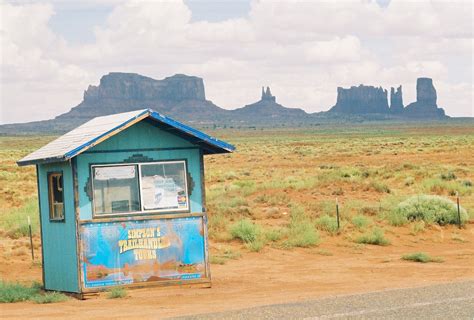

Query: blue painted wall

[76,121,203,221]
[37,161,79,292]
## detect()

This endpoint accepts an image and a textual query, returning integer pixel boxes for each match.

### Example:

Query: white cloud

[305,36,362,63]
[0,1,92,123]
[1,0,473,124]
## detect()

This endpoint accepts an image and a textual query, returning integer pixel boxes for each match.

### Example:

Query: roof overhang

[17,109,235,166]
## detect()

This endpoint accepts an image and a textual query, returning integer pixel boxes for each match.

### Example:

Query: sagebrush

[390,195,468,226]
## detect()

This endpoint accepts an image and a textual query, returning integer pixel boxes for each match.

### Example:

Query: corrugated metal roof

[17,109,235,166]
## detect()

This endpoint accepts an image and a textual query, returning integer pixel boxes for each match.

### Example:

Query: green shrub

[284,226,319,248]
[392,195,468,226]
[32,292,68,304]
[315,214,339,235]
[401,252,443,263]
[0,281,39,303]
[107,287,127,299]
[351,215,371,229]
[283,205,319,248]
[0,281,68,304]
[356,228,390,246]
[440,172,456,181]
[265,228,285,242]
[370,181,391,193]
[246,239,265,252]
[361,170,370,178]
[385,210,409,226]
[230,219,261,243]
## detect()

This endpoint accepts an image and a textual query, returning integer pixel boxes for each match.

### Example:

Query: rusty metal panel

[79,216,207,289]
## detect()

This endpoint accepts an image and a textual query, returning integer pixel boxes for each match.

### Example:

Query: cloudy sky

[1,0,472,124]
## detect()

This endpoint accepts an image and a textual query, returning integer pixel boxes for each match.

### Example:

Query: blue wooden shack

[17,109,234,295]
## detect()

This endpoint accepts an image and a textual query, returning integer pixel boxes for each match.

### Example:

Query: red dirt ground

[1,224,473,319]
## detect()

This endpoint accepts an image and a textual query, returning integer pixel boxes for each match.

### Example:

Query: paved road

[174,281,474,320]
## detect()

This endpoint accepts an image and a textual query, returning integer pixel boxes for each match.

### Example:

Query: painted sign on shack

[17,109,235,295]
[80,217,206,288]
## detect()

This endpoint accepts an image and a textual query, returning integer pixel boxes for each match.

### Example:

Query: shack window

[141,162,188,212]
[92,165,140,215]
[48,172,64,221]
[91,161,189,216]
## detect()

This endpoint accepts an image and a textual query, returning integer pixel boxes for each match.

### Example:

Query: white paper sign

[94,166,136,180]
[142,175,182,210]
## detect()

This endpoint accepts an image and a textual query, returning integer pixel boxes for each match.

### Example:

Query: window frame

[90,160,190,218]
[47,171,65,222]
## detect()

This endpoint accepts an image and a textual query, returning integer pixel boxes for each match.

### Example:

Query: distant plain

[1,121,473,318]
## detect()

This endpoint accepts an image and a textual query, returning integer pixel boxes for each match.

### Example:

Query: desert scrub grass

[422,178,472,196]
[209,255,227,265]
[0,281,67,304]
[367,181,391,193]
[107,287,127,299]
[208,213,231,241]
[246,239,265,252]
[314,199,351,220]
[338,167,362,179]
[0,198,39,238]
[314,249,333,256]
[232,180,257,196]
[283,205,320,248]
[462,179,473,187]
[0,281,39,303]
[32,291,69,304]
[219,247,241,260]
[315,214,339,235]
[224,171,238,181]
[392,195,468,226]
[410,221,426,235]
[358,205,380,216]
[451,234,466,243]
[220,196,248,210]
[385,210,409,226]
[230,219,261,243]
[401,252,443,263]
[440,171,457,181]
[404,177,415,186]
[254,192,290,206]
[351,215,371,229]
[316,200,337,217]
[265,227,286,242]
[356,228,390,246]
[210,247,242,264]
